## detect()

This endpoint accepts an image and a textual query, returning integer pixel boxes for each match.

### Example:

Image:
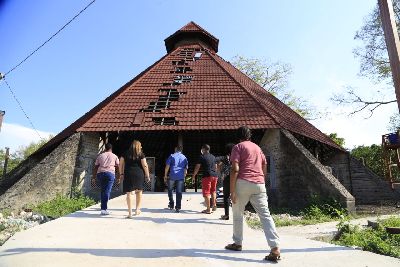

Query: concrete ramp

[0,193,399,267]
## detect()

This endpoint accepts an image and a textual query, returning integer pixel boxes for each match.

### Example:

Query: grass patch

[33,193,95,218]
[333,216,400,258]
[246,195,348,228]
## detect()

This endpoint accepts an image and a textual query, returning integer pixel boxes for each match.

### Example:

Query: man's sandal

[264,251,281,262]
[225,243,242,251]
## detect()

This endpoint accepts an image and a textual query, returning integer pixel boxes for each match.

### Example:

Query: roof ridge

[205,51,282,127]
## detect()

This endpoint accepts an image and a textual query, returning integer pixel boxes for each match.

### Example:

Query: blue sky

[0,0,397,152]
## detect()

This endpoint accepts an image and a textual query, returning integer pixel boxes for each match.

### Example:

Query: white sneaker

[100,210,110,215]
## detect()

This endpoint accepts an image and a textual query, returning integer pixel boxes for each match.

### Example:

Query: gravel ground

[0,211,49,245]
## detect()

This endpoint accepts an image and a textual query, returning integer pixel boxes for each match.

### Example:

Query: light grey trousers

[232,179,280,248]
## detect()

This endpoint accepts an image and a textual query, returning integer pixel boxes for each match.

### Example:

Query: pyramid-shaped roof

[42,22,341,152]
[164,21,219,53]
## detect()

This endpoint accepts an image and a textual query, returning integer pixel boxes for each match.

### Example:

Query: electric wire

[2,78,43,140]
[4,0,96,76]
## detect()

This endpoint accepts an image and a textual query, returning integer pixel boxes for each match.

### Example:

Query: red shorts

[202,176,218,197]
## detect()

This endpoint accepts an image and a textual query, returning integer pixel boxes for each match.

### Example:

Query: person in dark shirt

[192,144,218,214]
[215,143,235,220]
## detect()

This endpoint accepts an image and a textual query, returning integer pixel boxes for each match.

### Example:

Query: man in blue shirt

[164,145,188,212]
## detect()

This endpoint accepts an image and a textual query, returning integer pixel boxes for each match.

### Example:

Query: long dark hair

[225,143,235,155]
[128,140,143,159]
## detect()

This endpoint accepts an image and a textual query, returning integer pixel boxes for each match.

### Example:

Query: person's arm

[230,161,239,204]
[261,151,267,182]
[114,157,120,184]
[91,158,99,185]
[262,162,267,176]
[184,158,188,178]
[119,157,125,182]
[192,163,201,183]
[141,158,150,181]
[164,165,170,184]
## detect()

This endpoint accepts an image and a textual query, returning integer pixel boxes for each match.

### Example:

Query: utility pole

[378,0,400,112]
[0,110,4,132]
[2,147,10,178]
[0,72,5,132]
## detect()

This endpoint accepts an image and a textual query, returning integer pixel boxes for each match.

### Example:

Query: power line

[1,77,43,140]
[4,0,96,77]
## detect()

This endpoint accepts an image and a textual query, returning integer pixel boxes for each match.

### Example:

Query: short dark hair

[225,143,235,155]
[176,145,183,152]
[202,144,210,152]
[237,126,252,141]
[105,143,113,151]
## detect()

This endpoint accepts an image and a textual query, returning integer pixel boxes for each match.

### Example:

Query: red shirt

[230,141,266,184]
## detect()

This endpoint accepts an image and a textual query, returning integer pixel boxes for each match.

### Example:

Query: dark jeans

[97,172,115,210]
[167,179,184,210]
[223,176,230,216]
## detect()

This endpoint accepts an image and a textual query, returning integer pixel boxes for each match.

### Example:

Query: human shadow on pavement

[133,216,229,225]
[0,246,357,263]
[106,208,199,214]
[64,211,117,219]
[65,208,214,220]
[0,247,269,264]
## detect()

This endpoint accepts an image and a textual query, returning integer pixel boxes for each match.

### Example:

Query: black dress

[123,154,145,192]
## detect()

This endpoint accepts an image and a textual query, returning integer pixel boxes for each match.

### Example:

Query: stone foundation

[0,133,82,212]
[261,129,355,211]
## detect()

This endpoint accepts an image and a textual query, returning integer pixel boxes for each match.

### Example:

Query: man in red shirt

[225,126,281,262]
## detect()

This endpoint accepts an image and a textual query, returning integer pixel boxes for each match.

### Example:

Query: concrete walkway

[0,193,399,267]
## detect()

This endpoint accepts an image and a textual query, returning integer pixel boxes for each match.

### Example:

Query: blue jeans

[167,179,184,210]
[97,172,115,210]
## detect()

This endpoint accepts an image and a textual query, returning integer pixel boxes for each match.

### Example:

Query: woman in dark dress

[119,140,150,218]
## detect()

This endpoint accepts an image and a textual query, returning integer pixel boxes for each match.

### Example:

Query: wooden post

[378,0,400,112]
[2,147,10,178]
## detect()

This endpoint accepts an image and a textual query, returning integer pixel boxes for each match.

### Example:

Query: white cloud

[0,123,54,153]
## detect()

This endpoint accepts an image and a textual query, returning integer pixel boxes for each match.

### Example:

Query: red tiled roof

[38,22,342,154]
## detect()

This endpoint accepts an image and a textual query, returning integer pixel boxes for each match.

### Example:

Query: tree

[328,133,345,148]
[351,144,384,177]
[0,137,52,175]
[388,113,400,131]
[354,1,400,82]
[231,55,321,120]
[331,1,398,117]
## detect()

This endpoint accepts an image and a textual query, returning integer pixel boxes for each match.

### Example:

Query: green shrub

[334,216,400,258]
[246,194,348,228]
[184,176,201,190]
[33,194,95,218]
[302,194,347,219]
[0,223,5,232]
